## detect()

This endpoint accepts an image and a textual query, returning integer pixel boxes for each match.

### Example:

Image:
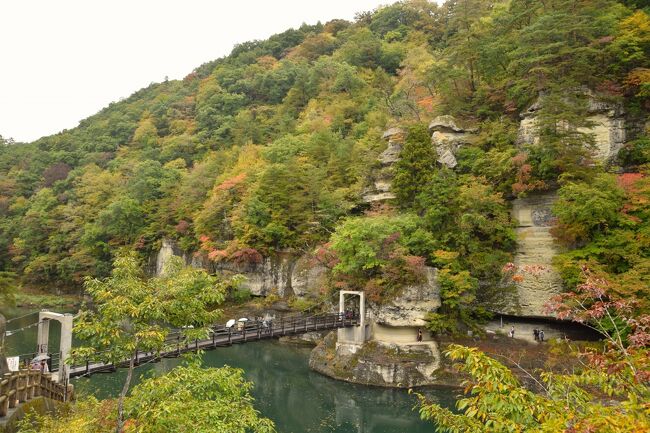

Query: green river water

[2,306,457,433]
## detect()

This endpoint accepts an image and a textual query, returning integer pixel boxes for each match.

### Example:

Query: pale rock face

[577,113,626,162]
[239,256,293,296]
[155,238,179,276]
[517,94,627,163]
[429,115,476,168]
[292,254,328,297]
[382,127,404,140]
[437,148,458,168]
[507,192,564,317]
[518,115,540,146]
[154,238,325,298]
[373,179,392,193]
[428,115,469,133]
[370,267,440,327]
[362,191,396,203]
[352,341,441,387]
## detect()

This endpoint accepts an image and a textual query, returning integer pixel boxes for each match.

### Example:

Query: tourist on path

[509,326,515,338]
[417,328,423,342]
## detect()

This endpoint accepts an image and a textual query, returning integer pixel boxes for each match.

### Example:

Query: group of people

[508,325,546,342]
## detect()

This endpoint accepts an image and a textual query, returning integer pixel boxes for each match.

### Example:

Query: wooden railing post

[8,373,17,408]
[0,373,11,417]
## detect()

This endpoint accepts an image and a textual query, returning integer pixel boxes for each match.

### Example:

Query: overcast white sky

[0,0,394,143]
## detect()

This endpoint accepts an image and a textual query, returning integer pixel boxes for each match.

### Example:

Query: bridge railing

[0,370,68,418]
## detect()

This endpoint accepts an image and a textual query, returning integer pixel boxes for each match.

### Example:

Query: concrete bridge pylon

[37,311,74,383]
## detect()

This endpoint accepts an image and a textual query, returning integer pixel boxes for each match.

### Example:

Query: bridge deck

[62,313,358,378]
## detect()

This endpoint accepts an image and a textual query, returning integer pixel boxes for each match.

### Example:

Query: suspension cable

[5,321,41,336]
[5,311,39,324]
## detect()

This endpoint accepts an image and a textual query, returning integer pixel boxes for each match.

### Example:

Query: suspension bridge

[1,290,368,419]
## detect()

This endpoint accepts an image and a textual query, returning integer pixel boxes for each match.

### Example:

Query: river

[2,306,457,433]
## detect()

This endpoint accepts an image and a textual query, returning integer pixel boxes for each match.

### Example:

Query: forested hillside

[1,0,648,324]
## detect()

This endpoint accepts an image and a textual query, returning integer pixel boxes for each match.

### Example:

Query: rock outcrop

[518,93,628,163]
[362,118,479,203]
[309,267,444,388]
[309,333,443,388]
[369,267,440,327]
[292,254,328,297]
[428,115,477,168]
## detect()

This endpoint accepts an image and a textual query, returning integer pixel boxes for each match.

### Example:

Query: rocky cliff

[153,238,327,298]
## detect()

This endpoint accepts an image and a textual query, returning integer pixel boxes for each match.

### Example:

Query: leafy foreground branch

[18,361,276,433]
[415,270,650,433]
[415,345,648,433]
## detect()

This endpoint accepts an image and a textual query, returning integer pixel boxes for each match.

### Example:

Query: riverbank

[10,289,80,309]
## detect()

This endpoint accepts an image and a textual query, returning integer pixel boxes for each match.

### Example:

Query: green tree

[71,252,232,433]
[552,173,626,246]
[392,123,437,207]
[18,362,276,433]
[126,362,275,433]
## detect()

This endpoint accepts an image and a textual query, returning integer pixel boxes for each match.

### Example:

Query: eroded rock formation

[428,115,477,168]
[362,127,404,203]
[369,267,440,327]
[309,333,443,388]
